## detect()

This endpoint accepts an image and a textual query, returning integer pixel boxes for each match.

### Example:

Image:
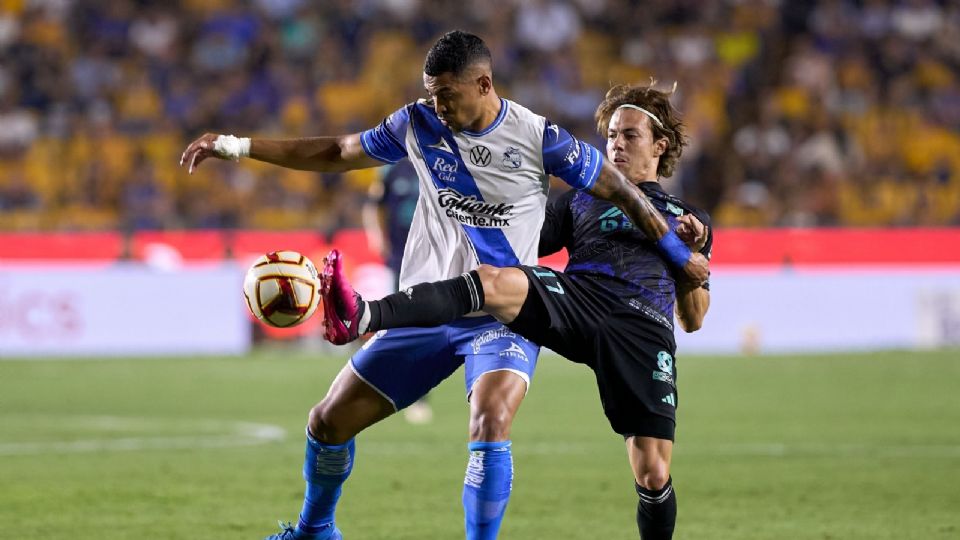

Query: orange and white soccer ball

[243,250,321,328]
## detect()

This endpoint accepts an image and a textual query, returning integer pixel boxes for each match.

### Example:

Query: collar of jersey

[461,98,508,137]
[637,180,664,193]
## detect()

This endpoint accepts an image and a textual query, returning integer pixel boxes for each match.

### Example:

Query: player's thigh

[468,369,529,441]
[508,267,602,364]
[593,319,678,440]
[310,364,395,444]
[350,326,461,411]
[626,435,673,490]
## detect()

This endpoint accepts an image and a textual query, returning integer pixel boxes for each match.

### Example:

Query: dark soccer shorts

[508,266,679,440]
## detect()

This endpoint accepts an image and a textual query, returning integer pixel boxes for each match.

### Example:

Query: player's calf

[628,437,676,538]
[635,477,676,540]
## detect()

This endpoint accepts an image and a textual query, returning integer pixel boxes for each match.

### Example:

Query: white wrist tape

[212,134,251,161]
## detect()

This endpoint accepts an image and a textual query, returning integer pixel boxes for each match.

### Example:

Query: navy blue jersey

[539,182,713,330]
[377,160,420,272]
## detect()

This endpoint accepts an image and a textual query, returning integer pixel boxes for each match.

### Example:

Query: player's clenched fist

[676,213,708,252]
[682,252,710,287]
[179,133,250,174]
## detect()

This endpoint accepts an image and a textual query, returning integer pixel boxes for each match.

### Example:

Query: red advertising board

[2,228,958,266]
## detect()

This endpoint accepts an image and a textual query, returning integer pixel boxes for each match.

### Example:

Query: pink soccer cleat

[320,249,365,345]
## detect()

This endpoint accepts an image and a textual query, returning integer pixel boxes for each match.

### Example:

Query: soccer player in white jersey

[180,31,708,540]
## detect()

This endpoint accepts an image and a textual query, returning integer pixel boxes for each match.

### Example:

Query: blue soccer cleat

[264,521,342,540]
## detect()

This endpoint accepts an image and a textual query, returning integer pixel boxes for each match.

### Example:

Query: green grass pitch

[2,349,958,539]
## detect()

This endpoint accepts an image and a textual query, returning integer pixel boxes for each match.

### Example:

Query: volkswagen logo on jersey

[469,145,492,167]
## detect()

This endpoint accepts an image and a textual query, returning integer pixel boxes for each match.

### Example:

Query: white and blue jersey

[352,98,602,409]
[361,98,601,289]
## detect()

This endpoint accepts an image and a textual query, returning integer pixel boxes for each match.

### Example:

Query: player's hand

[676,214,708,252]
[681,252,710,287]
[179,133,224,174]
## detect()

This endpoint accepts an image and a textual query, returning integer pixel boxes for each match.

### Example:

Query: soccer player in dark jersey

[321,82,710,540]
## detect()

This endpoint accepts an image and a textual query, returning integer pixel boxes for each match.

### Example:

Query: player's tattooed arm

[180,132,382,174]
[589,159,671,238]
[588,159,710,285]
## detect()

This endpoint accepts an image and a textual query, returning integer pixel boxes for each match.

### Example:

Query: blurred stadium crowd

[1,0,959,233]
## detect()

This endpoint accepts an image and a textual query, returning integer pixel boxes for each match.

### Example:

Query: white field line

[0,416,285,456]
[3,415,957,459]
[351,441,960,459]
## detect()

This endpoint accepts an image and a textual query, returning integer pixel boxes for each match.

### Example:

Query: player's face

[606,108,667,182]
[423,71,484,132]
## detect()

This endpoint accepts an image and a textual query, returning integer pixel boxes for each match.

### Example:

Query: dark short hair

[595,82,688,178]
[424,30,492,77]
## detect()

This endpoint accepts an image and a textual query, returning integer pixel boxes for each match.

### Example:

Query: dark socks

[636,478,677,540]
[367,270,484,331]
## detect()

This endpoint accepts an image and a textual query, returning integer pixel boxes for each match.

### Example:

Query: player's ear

[477,73,492,96]
[653,137,668,157]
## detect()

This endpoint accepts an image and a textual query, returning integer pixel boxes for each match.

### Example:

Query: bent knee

[475,264,500,283]
[307,402,352,444]
[475,265,504,302]
[469,407,514,442]
[476,266,527,309]
[636,464,671,491]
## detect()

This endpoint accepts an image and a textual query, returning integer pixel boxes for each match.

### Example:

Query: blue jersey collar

[462,98,508,137]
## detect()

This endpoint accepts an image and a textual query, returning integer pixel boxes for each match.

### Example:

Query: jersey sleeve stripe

[578,143,602,191]
[360,131,401,163]
[543,141,570,153]
[382,124,404,148]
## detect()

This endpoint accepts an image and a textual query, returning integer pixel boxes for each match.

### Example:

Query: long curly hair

[594,81,688,178]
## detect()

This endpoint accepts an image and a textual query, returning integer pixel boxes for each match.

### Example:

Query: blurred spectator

[0,162,41,211]
[0,90,38,157]
[0,0,957,232]
[121,151,174,230]
[515,0,581,54]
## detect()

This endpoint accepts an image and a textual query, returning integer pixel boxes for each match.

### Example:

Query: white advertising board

[2,264,957,357]
[675,267,960,354]
[0,265,250,357]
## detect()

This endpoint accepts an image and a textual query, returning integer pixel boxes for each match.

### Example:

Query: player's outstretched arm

[179,132,382,174]
[588,158,710,285]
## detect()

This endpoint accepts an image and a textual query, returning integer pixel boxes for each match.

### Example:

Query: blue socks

[462,440,513,540]
[295,433,514,539]
[296,430,355,536]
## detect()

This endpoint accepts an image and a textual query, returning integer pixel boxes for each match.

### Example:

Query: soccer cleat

[264,521,342,540]
[320,249,365,345]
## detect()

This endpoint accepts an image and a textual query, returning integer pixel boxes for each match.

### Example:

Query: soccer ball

[243,250,321,328]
